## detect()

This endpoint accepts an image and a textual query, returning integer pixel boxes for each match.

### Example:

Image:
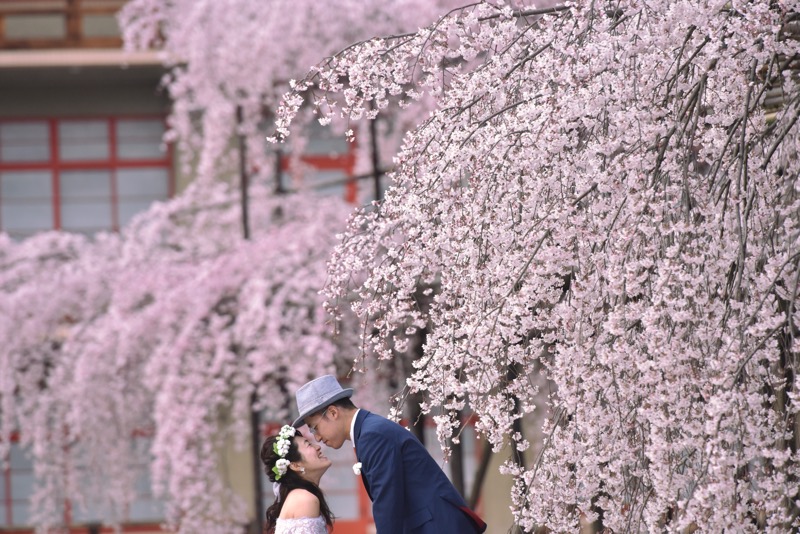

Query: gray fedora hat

[292,375,353,427]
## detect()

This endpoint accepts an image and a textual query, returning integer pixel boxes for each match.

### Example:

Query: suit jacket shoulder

[352,410,479,534]
[356,410,411,441]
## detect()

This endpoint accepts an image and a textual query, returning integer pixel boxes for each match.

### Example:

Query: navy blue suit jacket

[353,410,483,534]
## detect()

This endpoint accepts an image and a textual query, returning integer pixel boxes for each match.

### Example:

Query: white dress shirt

[349,408,361,447]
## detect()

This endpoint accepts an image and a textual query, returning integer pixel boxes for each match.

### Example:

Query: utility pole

[369,105,383,202]
[237,105,263,534]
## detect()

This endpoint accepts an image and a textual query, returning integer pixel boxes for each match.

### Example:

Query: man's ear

[327,405,339,419]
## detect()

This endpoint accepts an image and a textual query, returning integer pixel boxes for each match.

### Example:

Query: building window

[0,441,33,527]
[1,437,164,529]
[0,117,172,239]
[273,119,359,202]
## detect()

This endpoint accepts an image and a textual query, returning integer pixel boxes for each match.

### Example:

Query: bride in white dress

[261,425,334,534]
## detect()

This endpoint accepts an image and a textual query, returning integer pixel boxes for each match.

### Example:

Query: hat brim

[292,388,353,428]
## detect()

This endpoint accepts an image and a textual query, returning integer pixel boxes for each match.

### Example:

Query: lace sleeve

[274,515,328,534]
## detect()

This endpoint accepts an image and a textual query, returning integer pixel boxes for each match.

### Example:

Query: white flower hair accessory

[274,459,291,479]
[272,425,296,480]
[353,462,362,475]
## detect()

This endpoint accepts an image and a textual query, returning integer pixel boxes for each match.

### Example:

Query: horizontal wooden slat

[0,0,126,50]
[0,8,121,15]
[0,8,122,17]
[0,1,126,15]
[0,36,122,49]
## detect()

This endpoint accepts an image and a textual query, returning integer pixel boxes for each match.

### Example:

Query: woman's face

[294,436,332,478]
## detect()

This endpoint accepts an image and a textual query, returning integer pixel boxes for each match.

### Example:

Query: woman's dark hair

[260,428,334,533]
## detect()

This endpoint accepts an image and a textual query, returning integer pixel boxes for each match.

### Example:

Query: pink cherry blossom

[278,1,800,531]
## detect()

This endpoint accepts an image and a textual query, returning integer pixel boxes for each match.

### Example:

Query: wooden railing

[0,0,127,50]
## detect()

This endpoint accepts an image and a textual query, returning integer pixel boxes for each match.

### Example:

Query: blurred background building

[0,0,171,240]
[1,1,165,531]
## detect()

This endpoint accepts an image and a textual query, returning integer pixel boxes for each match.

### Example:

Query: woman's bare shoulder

[278,488,321,519]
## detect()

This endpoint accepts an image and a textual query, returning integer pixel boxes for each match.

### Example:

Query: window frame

[0,115,174,237]
[1,430,165,532]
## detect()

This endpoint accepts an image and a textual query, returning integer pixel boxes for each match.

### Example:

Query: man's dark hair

[328,397,356,411]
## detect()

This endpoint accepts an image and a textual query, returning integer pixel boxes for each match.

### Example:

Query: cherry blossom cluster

[3,1,471,532]
[278,0,800,531]
[0,183,355,532]
[118,0,460,188]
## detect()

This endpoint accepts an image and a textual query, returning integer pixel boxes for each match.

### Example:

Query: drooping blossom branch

[118,0,460,187]
[3,1,477,532]
[279,1,800,531]
[0,184,356,532]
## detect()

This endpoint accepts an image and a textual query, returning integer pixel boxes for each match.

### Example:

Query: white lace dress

[274,515,328,534]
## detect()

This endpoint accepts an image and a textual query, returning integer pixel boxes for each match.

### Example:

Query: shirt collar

[349,408,361,447]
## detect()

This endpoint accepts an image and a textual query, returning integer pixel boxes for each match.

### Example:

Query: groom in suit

[293,375,487,534]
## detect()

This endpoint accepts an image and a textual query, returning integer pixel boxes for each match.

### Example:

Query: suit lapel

[353,409,369,455]
[353,410,372,499]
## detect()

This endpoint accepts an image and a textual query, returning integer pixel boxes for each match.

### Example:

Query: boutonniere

[353,462,362,475]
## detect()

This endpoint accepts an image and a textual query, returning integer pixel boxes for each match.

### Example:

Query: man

[293,375,487,534]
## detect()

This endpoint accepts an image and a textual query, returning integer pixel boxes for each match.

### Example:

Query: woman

[260,425,334,533]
